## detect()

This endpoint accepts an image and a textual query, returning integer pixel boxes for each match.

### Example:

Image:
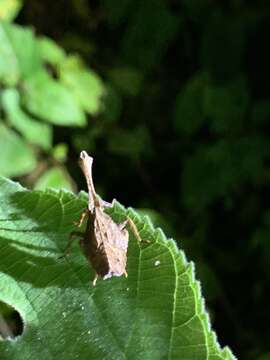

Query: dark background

[16,1,270,358]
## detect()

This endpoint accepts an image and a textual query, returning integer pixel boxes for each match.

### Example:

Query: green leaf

[0,23,19,85]
[22,71,86,126]
[60,56,105,115]
[121,0,180,71]
[203,77,249,134]
[136,208,174,237]
[37,36,66,66]
[1,88,52,150]
[257,353,270,360]
[0,124,36,177]
[0,0,22,21]
[34,167,74,191]
[0,22,42,85]
[182,137,268,210]
[0,177,236,359]
[174,73,206,135]
[108,67,143,96]
[51,143,68,162]
[107,126,153,159]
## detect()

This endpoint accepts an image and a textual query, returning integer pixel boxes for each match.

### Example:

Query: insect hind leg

[59,231,84,259]
[126,216,150,244]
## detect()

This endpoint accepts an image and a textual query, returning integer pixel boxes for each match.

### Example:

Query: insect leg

[119,220,128,230]
[74,209,88,227]
[59,231,84,259]
[92,273,98,286]
[126,217,142,243]
[126,216,150,244]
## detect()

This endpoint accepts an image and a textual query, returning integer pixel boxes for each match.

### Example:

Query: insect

[64,151,142,286]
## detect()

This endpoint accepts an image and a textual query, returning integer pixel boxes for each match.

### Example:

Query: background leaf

[121,0,180,70]
[0,22,19,85]
[34,167,74,191]
[0,177,235,359]
[107,125,152,159]
[203,77,249,134]
[0,0,22,21]
[174,73,206,135]
[37,36,66,66]
[22,71,86,126]
[0,124,36,177]
[1,88,52,150]
[108,67,143,96]
[0,22,42,84]
[60,56,105,115]
[182,137,268,211]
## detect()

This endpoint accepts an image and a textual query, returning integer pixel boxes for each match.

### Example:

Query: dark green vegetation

[1,1,270,359]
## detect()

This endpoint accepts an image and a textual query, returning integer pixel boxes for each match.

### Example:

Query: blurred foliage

[0,8,104,185]
[0,0,21,22]
[0,0,270,358]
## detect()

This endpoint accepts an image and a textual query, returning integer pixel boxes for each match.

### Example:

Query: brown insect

[64,150,142,286]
